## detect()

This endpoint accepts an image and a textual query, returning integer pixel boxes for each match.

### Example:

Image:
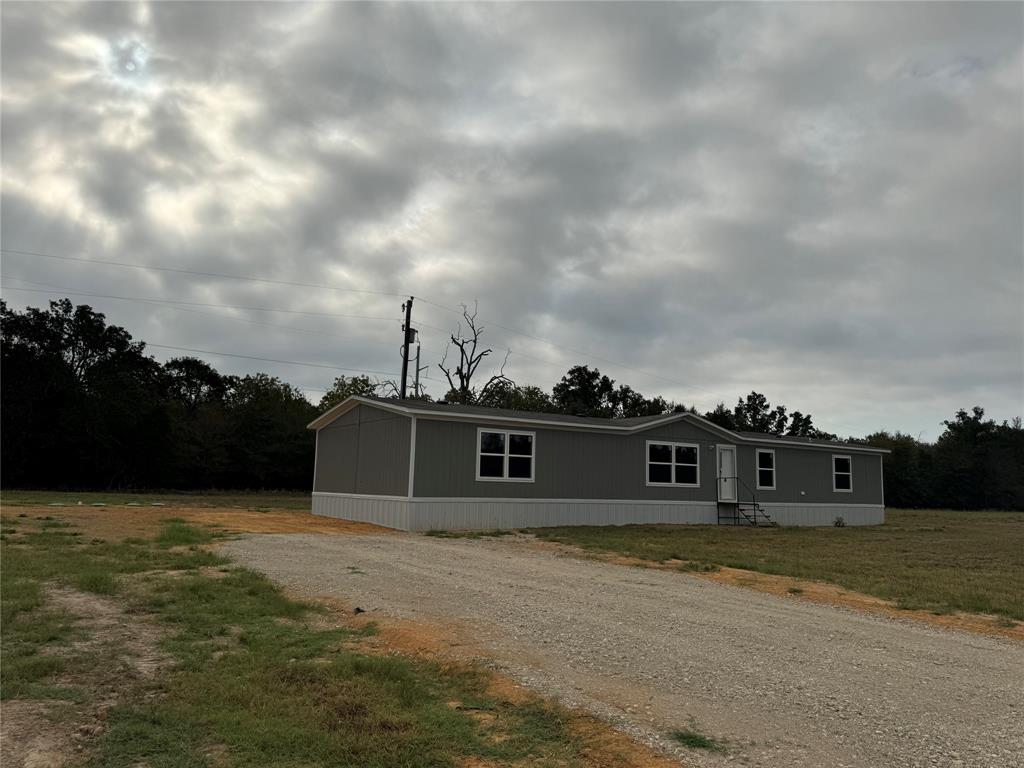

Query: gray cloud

[2,1,1021,440]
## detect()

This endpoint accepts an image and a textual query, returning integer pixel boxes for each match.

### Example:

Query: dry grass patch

[531,509,1024,625]
[0,501,387,542]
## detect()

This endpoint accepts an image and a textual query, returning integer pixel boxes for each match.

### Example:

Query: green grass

[155,518,215,547]
[670,728,726,752]
[1,489,312,511]
[530,509,1024,620]
[1,514,586,767]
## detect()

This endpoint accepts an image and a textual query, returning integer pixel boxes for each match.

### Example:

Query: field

[1,502,662,768]
[531,509,1024,620]
[2,496,1022,766]
[0,489,312,510]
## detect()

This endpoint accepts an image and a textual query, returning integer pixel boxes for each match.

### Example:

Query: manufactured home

[308,396,888,531]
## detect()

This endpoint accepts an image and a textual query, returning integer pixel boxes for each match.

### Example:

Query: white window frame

[832,454,853,493]
[645,440,700,488]
[476,428,535,483]
[756,448,776,491]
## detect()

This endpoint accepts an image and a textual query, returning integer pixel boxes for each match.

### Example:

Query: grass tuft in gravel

[670,727,726,752]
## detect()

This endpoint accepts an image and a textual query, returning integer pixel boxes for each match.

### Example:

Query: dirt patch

[1,700,76,768]
[299,594,681,768]
[700,565,1024,641]
[47,586,170,680]
[572,712,686,768]
[0,586,170,768]
[524,536,1024,642]
[0,504,387,541]
[308,595,492,662]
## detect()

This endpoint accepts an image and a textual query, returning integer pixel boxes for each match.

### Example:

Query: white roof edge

[307,395,689,433]
[305,395,411,430]
[307,396,890,453]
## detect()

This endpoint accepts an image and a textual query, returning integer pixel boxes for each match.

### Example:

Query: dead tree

[438,302,512,404]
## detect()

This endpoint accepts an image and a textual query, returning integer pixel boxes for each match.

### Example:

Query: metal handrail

[718,474,773,526]
[734,474,758,509]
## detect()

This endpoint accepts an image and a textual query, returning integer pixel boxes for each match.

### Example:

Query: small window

[756,449,775,490]
[833,455,852,492]
[647,441,700,487]
[477,429,534,482]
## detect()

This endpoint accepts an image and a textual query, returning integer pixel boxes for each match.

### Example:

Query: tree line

[3,299,1022,509]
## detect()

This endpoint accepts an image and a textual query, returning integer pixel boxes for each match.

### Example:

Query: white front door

[718,446,738,502]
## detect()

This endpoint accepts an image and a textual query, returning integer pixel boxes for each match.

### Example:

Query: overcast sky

[2,2,1022,439]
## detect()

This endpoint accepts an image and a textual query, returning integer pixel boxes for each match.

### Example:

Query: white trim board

[312,492,884,509]
[410,497,719,506]
[313,492,717,506]
[313,491,409,502]
[312,429,319,492]
[758,502,882,509]
[407,415,417,498]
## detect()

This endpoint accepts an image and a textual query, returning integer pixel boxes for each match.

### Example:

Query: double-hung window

[647,441,699,487]
[477,429,534,481]
[756,449,776,490]
[832,455,852,492]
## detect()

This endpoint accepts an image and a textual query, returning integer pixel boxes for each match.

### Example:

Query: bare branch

[437,302,508,404]
[479,348,514,400]
[378,379,402,399]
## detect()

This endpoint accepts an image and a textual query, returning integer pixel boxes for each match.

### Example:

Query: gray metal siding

[413,417,722,500]
[313,404,410,496]
[413,416,883,506]
[736,446,883,505]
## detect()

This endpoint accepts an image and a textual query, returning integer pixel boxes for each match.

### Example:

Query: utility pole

[413,342,428,397]
[400,297,414,399]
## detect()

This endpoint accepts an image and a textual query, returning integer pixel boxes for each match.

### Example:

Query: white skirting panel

[312,493,411,530]
[408,500,718,532]
[312,494,884,531]
[759,504,885,526]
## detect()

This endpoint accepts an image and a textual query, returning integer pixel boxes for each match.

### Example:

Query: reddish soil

[1,504,388,540]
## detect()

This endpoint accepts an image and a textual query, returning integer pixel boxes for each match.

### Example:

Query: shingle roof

[356,395,673,427]
[309,395,889,453]
[733,431,869,450]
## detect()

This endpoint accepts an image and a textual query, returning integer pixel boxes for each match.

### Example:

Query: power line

[145,343,404,377]
[4,244,713,396]
[1,282,400,347]
[0,280,402,323]
[415,296,720,397]
[2,275,863,432]
[2,280,441,385]
[1,247,405,298]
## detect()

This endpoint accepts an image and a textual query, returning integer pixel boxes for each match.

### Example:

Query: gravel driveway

[222,533,1024,767]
